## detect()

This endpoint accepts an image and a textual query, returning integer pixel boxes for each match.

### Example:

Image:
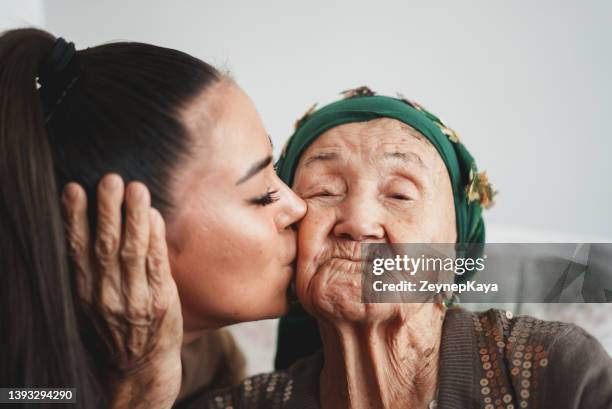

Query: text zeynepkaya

[370,254,498,294]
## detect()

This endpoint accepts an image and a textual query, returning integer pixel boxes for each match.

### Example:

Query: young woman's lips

[286,260,299,303]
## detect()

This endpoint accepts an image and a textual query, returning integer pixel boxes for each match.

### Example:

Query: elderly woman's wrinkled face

[292,118,456,322]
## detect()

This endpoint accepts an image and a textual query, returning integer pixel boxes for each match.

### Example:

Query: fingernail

[103,174,120,189]
[64,183,79,200]
[130,183,144,199]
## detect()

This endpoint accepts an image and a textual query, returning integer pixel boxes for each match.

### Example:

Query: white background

[4,0,611,238]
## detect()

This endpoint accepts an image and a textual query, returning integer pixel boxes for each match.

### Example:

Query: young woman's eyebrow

[236,155,273,185]
[268,134,274,150]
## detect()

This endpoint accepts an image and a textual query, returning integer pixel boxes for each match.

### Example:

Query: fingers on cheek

[126,325,150,358]
[147,209,179,328]
[124,282,151,316]
[98,283,123,318]
[94,229,120,273]
[147,208,172,301]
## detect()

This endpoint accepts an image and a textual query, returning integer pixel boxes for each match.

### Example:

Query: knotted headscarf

[274,87,496,370]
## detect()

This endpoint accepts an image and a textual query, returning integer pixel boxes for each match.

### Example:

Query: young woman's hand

[61,174,182,409]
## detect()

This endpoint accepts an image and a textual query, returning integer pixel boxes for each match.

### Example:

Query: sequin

[471,310,563,409]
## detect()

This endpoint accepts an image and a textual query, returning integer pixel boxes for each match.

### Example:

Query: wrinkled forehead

[295,118,442,174]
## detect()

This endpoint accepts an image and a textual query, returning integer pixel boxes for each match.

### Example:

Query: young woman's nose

[332,196,384,241]
[275,183,307,231]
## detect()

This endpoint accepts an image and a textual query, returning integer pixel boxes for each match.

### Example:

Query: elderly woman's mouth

[317,257,368,274]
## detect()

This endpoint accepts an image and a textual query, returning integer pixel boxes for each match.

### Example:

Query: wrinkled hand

[62,174,182,409]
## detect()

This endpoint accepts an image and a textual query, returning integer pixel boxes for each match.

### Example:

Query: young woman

[0,28,305,408]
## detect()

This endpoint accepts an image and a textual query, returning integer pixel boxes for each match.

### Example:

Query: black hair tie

[38,37,81,123]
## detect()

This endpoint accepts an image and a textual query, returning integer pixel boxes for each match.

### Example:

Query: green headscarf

[274,87,495,370]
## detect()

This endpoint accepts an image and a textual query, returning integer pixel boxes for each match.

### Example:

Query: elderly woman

[180,88,612,409]
[68,88,612,408]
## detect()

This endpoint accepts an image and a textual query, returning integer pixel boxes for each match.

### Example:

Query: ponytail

[0,28,103,408]
[0,26,221,407]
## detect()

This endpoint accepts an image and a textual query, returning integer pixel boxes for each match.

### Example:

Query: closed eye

[302,189,340,200]
[248,189,280,206]
[388,193,413,201]
[313,189,339,197]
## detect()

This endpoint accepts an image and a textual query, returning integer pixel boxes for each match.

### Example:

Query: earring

[441,292,460,310]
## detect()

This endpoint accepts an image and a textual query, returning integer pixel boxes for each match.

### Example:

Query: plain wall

[1,0,44,28]
[35,0,612,238]
[3,0,611,237]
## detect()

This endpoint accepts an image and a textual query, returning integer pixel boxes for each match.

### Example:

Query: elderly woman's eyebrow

[236,155,273,185]
[303,151,339,167]
[383,151,427,169]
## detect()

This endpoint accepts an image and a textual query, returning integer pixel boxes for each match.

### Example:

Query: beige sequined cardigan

[176,308,612,409]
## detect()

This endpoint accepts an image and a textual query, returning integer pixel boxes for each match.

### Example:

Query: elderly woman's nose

[332,198,384,241]
[275,184,307,230]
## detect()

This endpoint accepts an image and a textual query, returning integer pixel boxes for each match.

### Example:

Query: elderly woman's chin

[296,251,418,326]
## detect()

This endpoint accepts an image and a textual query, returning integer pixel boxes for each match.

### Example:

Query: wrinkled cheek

[306,260,415,325]
[385,216,438,243]
[295,206,337,302]
[308,260,365,322]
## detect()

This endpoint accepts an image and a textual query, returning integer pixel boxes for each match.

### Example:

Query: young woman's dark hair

[0,28,222,407]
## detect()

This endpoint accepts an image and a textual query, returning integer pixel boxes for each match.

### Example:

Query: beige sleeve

[177,329,247,404]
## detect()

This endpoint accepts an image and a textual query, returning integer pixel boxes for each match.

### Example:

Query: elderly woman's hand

[61,174,182,409]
